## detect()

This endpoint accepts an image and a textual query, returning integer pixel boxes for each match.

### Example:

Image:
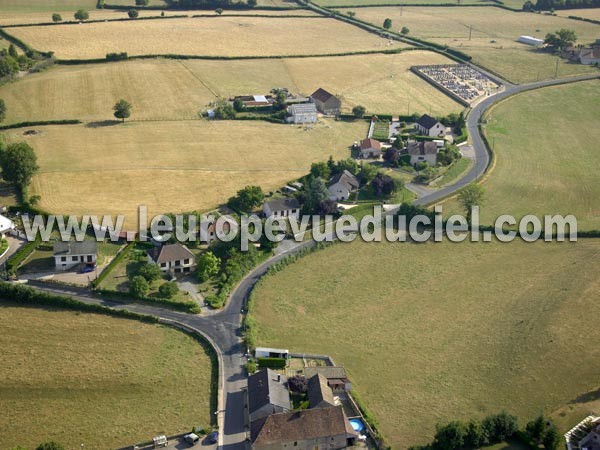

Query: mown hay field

[0,0,143,12]
[315,0,496,6]
[0,52,462,123]
[343,6,600,82]
[441,79,600,231]
[251,238,600,448]
[556,8,600,20]
[4,119,366,228]
[0,305,214,449]
[8,16,407,59]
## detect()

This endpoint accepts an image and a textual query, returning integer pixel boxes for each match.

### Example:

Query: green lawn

[251,238,600,448]
[0,304,214,449]
[432,156,473,187]
[442,79,600,231]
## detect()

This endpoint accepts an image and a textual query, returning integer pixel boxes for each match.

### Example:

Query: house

[199,215,238,245]
[408,141,439,166]
[359,138,383,159]
[53,240,97,271]
[310,88,341,115]
[415,114,445,137]
[147,243,195,274]
[566,416,600,450]
[307,374,336,409]
[327,170,359,201]
[287,103,318,124]
[579,46,600,65]
[304,367,351,393]
[0,214,15,238]
[580,421,600,450]
[248,369,292,422]
[250,406,358,450]
[263,198,300,220]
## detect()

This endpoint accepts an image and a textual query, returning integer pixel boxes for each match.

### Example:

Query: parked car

[207,431,218,444]
[184,433,199,445]
[80,265,95,274]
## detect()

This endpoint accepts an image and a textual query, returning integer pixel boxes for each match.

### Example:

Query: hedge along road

[21,72,600,449]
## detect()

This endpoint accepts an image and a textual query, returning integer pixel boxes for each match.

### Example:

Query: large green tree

[234,185,264,211]
[352,105,366,119]
[526,415,547,444]
[74,9,89,21]
[543,426,561,450]
[383,18,392,29]
[457,184,484,223]
[544,28,577,50]
[197,251,220,282]
[302,176,329,214]
[113,99,132,122]
[130,275,149,297]
[0,142,39,193]
[138,263,162,283]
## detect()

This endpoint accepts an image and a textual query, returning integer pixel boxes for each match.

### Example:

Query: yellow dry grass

[0,305,213,450]
[8,16,407,59]
[345,6,600,82]
[4,119,366,228]
[555,8,600,20]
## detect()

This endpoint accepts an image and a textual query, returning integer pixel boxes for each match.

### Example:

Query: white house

[327,170,359,201]
[408,141,439,166]
[286,103,318,124]
[359,138,383,159]
[199,215,238,245]
[147,243,195,274]
[415,114,445,137]
[0,214,15,238]
[263,198,300,220]
[53,241,97,271]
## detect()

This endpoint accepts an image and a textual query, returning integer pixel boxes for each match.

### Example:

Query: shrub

[130,275,149,298]
[74,9,89,21]
[52,13,63,22]
[128,9,139,18]
[158,281,179,298]
[138,262,162,283]
[257,357,286,369]
[106,52,128,61]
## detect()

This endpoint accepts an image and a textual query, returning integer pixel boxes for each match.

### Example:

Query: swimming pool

[349,418,365,433]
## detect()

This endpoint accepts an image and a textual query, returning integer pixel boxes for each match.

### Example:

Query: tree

[136,0,150,5]
[128,9,139,18]
[454,111,466,134]
[288,375,308,393]
[347,11,356,17]
[358,163,378,185]
[130,275,149,298]
[543,426,561,450]
[383,147,400,166]
[213,101,236,120]
[248,0,257,6]
[401,26,410,35]
[333,158,359,176]
[522,0,535,10]
[36,443,65,450]
[310,161,331,180]
[383,18,392,29]
[273,90,287,110]
[234,185,264,211]
[526,415,547,444]
[138,263,162,283]
[113,99,131,122]
[197,251,220,282]
[352,105,366,119]
[303,176,329,214]
[74,9,89,21]
[52,13,63,22]
[465,419,489,448]
[8,44,18,59]
[159,281,179,298]
[457,184,484,224]
[317,199,339,215]
[0,99,5,122]
[233,98,245,112]
[483,412,519,443]
[371,173,401,198]
[433,421,466,450]
[215,7,223,14]
[544,28,577,50]
[0,142,39,193]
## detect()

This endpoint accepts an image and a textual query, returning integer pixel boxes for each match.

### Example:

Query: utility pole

[400,6,403,15]
[469,26,472,41]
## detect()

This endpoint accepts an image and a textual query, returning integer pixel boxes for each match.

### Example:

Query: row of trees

[130,262,179,298]
[543,28,578,50]
[0,45,38,79]
[525,0,600,10]
[382,18,410,35]
[165,0,257,7]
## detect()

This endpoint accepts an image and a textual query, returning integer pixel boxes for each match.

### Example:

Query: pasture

[0,0,144,12]
[7,16,406,59]
[314,0,496,6]
[343,6,600,82]
[556,8,600,20]
[440,79,600,231]
[4,119,366,228]
[0,305,214,449]
[251,238,600,448]
[0,52,463,124]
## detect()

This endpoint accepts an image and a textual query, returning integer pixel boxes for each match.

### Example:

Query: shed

[255,347,289,359]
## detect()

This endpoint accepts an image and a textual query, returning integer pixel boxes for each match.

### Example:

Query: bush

[130,275,149,298]
[106,52,128,61]
[257,357,286,369]
[128,8,139,18]
[159,281,179,298]
[138,262,162,283]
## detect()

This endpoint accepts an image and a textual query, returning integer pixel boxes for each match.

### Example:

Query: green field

[0,305,214,449]
[342,6,600,83]
[251,238,600,448]
[442,79,600,231]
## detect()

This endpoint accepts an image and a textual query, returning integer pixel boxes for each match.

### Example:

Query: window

[184,258,190,265]
[161,262,167,268]
[72,256,78,262]
[61,256,66,262]
[87,255,93,262]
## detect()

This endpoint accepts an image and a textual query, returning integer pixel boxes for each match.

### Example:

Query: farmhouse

[408,141,439,166]
[248,369,292,422]
[287,103,318,124]
[416,114,445,137]
[53,241,97,271]
[308,374,337,409]
[147,243,195,274]
[250,406,358,450]
[0,214,15,238]
[310,88,341,115]
[263,198,301,220]
[199,215,238,245]
[579,46,600,65]
[304,366,352,393]
[359,138,383,159]
[328,170,359,201]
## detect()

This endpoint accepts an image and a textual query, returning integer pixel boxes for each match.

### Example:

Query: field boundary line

[177,60,220,98]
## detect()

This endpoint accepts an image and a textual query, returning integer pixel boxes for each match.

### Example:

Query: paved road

[24,72,600,450]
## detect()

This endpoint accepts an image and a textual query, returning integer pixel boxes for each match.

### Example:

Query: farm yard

[7,16,407,59]
[0,51,463,123]
[342,6,600,83]
[441,79,600,231]
[3,119,366,228]
[0,305,214,450]
[251,238,600,449]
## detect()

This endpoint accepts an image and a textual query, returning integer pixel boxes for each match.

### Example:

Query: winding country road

[25,71,600,450]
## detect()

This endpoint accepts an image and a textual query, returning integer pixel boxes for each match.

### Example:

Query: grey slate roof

[250,405,356,445]
[248,369,291,416]
[407,141,438,156]
[148,243,194,264]
[310,88,336,103]
[304,366,348,380]
[53,240,97,256]
[328,170,359,191]
[307,373,336,409]
[264,198,300,212]
[288,103,317,115]
[416,114,441,130]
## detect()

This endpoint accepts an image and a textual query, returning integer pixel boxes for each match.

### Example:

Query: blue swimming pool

[349,418,365,432]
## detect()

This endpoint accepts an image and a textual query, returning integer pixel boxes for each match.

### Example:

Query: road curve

[23,72,600,450]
